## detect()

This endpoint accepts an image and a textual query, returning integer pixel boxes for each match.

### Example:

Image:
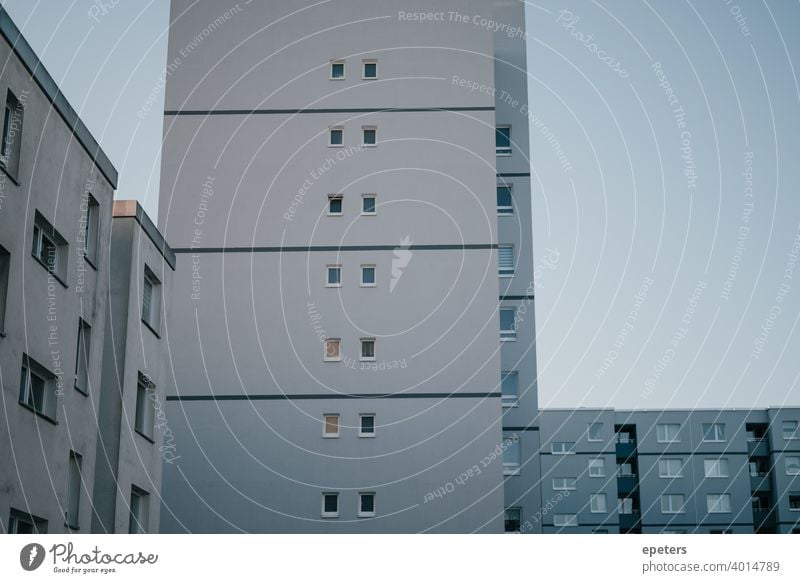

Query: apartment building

[0,7,117,533]
[157,0,538,532]
[91,201,175,534]
[533,408,800,534]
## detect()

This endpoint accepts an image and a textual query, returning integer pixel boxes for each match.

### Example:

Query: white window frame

[359,337,376,361]
[588,457,605,477]
[706,493,731,514]
[327,194,343,216]
[329,126,344,147]
[498,244,515,277]
[326,265,342,287]
[142,265,161,334]
[361,194,377,215]
[661,494,685,514]
[496,125,512,156]
[553,514,578,527]
[501,371,519,407]
[499,307,516,341]
[360,265,376,287]
[362,126,377,147]
[786,456,800,476]
[362,59,378,79]
[590,493,607,513]
[330,60,345,80]
[503,435,521,475]
[704,458,730,479]
[656,423,681,443]
[552,478,576,491]
[551,441,575,455]
[322,414,340,438]
[496,184,514,215]
[702,423,726,442]
[134,373,155,440]
[359,413,376,438]
[324,339,342,362]
[782,420,798,440]
[19,355,55,420]
[358,492,376,517]
[321,492,339,518]
[587,422,604,442]
[74,319,91,395]
[658,458,683,478]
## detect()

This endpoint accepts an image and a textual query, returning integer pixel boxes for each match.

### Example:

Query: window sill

[361,144,377,148]
[360,283,376,288]
[328,144,344,148]
[499,273,515,278]
[496,152,512,157]
[135,429,155,444]
[503,469,521,476]
[322,434,340,439]
[18,401,58,425]
[329,77,346,81]
[141,318,161,339]
[321,514,339,519]
[358,433,376,438]
[32,254,68,288]
[357,512,376,518]
[323,358,342,363]
[501,402,519,408]
[500,336,517,342]
[361,212,376,217]
[497,212,514,217]
[325,284,342,288]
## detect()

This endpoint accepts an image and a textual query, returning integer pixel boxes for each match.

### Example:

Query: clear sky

[3,1,799,410]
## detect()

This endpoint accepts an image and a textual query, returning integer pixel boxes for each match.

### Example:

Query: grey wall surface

[0,16,115,533]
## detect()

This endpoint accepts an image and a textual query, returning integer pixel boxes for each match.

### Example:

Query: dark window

[496,126,511,155]
[331,62,345,79]
[1,89,24,179]
[360,415,375,436]
[504,508,521,532]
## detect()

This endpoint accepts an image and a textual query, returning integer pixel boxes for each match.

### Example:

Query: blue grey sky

[3,1,799,409]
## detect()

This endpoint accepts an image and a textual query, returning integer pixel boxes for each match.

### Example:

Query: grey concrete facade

[535,408,800,534]
[91,201,175,534]
[0,6,116,534]
[157,0,536,533]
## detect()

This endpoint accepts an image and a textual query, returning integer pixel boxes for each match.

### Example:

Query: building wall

[0,8,116,533]
[158,0,509,533]
[538,408,800,534]
[92,202,174,534]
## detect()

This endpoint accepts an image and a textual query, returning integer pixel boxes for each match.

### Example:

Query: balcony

[750,474,772,493]
[747,438,769,458]
[617,475,638,494]
[752,509,776,529]
[619,510,641,531]
[616,438,637,460]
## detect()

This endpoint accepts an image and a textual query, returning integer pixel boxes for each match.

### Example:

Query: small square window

[329,127,343,147]
[588,458,605,477]
[324,339,341,361]
[326,265,342,287]
[500,307,516,340]
[590,493,607,513]
[553,514,577,527]
[786,456,800,475]
[498,245,514,277]
[503,434,521,475]
[783,420,798,440]
[360,265,376,287]
[328,195,343,215]
[359,414,375,437]
[551,442,575,455]
[361,195,376,215]
[496,126,511,156]
[323,414,340,438]
[322,492,339,517]
[588,422,603,441]
[504,507,521,532]
[657,423,681,443]
[142,265,161,334]
[330,61,345,79]
[552,478,576,491]
[135,373,155,440]
[497,185,513,215]
[362,127,377,146]
[501,371,518,407]
[360,338,375,361]
[358,492,375,517]
[362,60,377,79]
[789,494,800,511]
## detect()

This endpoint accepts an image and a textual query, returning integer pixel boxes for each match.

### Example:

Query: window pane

[498,246,514,275]
[496,126,511,153]
[500,309,515,331]
[783,421,798,439]
[496,186,513,212]
[360,493,375,513]
[327,267,341,285]
[363,129,376,145]
[362,196,376,214]
[588,423,603,441]
[324,415,339,435]
[504,508,521,532]
[503,435,520,469]
[361,267,375,285]
[330,129,343,145]
[360,415,375,434]
[361,339,375,358]
[363,62,377,78]
[324,494,338,513]
[501,371,518,404]
[329,196,342,214]
[786,457,800,475]
[331,62,344,78]
[325,340,340,359]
